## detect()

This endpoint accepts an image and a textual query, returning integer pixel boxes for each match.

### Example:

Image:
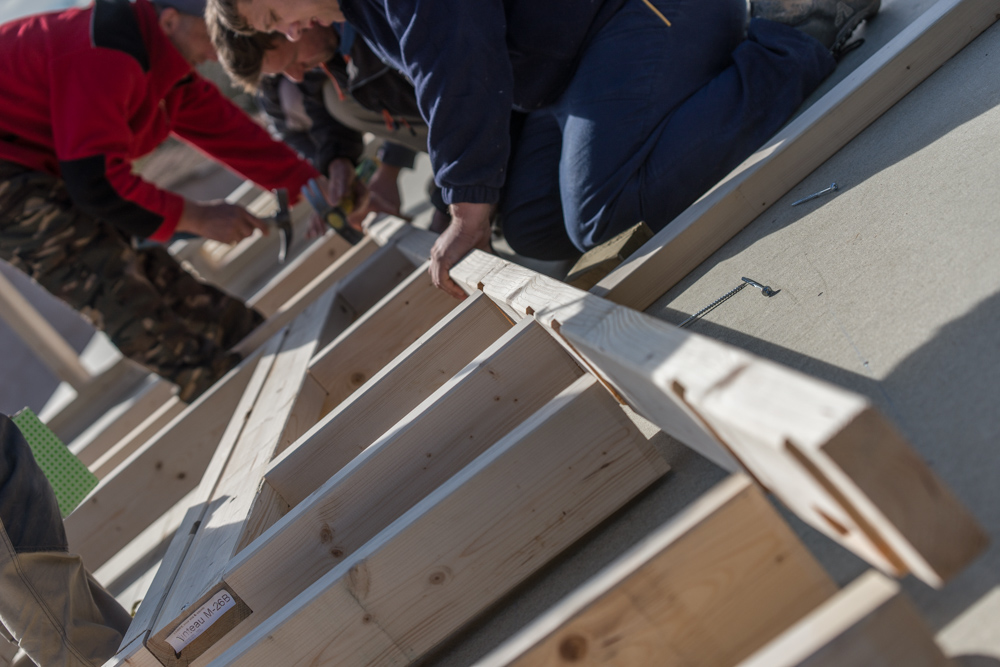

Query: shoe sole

[832,0,881,52]
[791,0,881,52]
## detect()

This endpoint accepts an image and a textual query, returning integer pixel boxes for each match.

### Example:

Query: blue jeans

[500,0,836,259]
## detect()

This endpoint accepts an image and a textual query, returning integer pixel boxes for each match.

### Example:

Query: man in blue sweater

[212,0,877,298]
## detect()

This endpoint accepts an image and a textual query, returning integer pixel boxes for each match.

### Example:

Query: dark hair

[206,2,280,91]
[207,0,257,35]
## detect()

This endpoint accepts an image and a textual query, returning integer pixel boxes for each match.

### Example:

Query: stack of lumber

[1,0,994,664]
[70,210,982,667]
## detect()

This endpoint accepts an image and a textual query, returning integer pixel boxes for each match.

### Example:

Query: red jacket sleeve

[170,75,320,210]
[49,48,187,240]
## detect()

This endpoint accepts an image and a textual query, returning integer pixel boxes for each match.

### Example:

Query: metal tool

[740,276,776,297]
[677,276,777,329]
[273,188,292,263]
[300,178,364,245]
[791,182,838,206]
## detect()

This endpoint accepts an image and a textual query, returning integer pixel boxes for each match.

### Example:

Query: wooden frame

[67,227,425,571]
[68,377,176,470]
[211,374,666,666]
[371,220,986,588]
[64,348,266,570]
[266,291,512,505]
[78,6,1000,661]
[88,396,187,479]
[98,212,982,667]
[246,231,352,318]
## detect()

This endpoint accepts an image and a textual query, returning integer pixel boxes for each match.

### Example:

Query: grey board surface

[645,14,1000,662]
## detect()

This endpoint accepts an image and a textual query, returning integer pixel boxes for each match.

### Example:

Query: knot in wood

[427,567,451,586]
[558,634,588,661]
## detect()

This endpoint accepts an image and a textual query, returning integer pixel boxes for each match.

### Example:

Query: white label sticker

[164,589,237,654]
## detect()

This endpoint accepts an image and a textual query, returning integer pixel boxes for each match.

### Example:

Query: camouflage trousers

[0,161,264,402]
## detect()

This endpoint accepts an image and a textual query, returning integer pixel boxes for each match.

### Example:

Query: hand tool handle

[323,207,365,244]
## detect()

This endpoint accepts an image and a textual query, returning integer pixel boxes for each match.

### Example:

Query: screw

[742,277,776,297]
[791,183,838,206]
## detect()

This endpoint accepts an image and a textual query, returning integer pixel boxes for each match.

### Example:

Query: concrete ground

[2,0,996,663]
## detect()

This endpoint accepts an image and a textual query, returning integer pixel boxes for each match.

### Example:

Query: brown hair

[207,0,257,35]
[206,2,279,91]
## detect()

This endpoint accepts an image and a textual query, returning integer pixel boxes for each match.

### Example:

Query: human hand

[305,212,328,239]
[347,163,411,227]
[175,200,268,245]
[326,158,357,208]
[429,201,492,299]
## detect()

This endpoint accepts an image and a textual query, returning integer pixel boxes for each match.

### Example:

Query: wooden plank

[210,374,668,666]
[224,180,262,208]
[63,350,265,571]
[565,222,653,290]
[0,636,17,666]
[592,0,1000,311]
[108,331,289,667]
[43,357,150,443]
[247,231,352,317]
[308,261,459,413]
[476,474,836,667]
[334,244,418,319]
[232,236,377,356]
[146,288,339,667]
[0,267,92,389]
[446,251,988,587]
[90,397,186,479]
[94,488,199,616]
[735,571,953,667]
[109,634,161,667]
[154,317,583,664]
[69,378,175,468]
[306,242,419,353]
[266,291,512,507]
[365,215,435,266]
[274,372,328,458]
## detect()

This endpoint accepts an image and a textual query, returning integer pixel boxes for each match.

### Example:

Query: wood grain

[478,475,835,667]
[211,375,667,666]
[266,291,512,507]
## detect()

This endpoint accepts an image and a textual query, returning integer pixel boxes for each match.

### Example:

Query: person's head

[154,0,218,66]
[209,0,343,42]
[207,4,281,90]
[209,12,337,90]
[263,26,339,81]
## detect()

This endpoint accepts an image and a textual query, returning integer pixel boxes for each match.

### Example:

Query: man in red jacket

[0,0,323,402]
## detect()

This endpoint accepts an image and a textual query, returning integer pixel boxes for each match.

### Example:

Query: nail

[791,183,838,206]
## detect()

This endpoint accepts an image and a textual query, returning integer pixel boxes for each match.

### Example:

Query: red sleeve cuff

[285,161,322,207]
[146,194,185,243]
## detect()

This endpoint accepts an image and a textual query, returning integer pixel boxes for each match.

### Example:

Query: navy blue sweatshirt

[340,0,625,206]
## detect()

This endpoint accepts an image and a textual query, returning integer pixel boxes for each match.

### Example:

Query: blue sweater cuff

[441,185,501,206]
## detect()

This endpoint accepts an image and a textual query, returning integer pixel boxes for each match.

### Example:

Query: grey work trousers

[0,415,131,666]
